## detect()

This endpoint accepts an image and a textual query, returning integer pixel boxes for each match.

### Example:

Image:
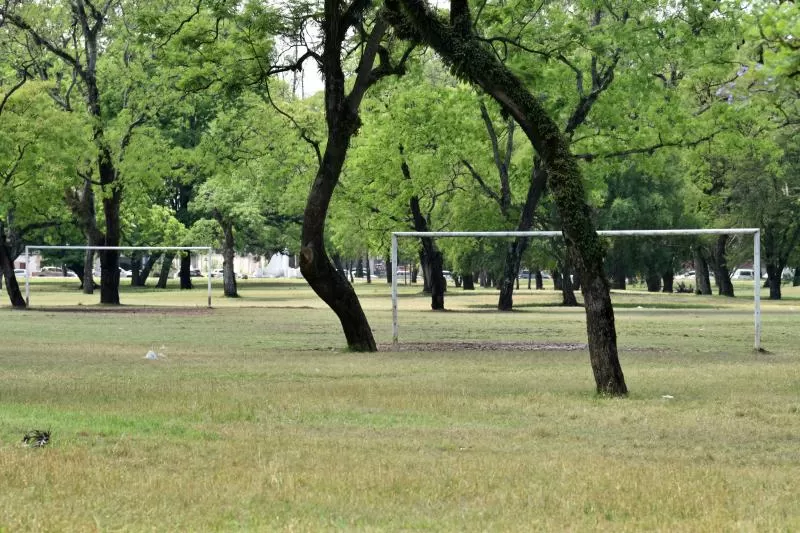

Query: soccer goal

[23,245,214,308]
[390,228,762,350]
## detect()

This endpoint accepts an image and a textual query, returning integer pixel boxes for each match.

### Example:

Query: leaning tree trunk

[0,241,26,308]
[155,253,175,289]
[387,0,627,395]
[134,252,161,287]
[298,13,389,351]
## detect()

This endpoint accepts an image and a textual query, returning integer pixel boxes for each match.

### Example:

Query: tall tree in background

[1,0,148,304]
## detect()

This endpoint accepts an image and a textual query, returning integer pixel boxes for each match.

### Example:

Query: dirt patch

[378,341,589,352]
[25,306,213,316]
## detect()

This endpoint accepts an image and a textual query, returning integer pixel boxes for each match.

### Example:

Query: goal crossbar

[24,245,213,308]
[390,228,762,350]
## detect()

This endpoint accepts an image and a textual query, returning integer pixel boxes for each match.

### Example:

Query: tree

[0,81,87,306]
[1,0,150,304]
[385,0,627,395]
[294,1,412,351]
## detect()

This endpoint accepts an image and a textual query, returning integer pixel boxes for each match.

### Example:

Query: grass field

[1,278,800,531]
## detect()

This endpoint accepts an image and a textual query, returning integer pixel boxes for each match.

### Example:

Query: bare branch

[462,158,503,208]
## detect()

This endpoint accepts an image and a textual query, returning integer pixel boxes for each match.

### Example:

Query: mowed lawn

[1,279,799,531]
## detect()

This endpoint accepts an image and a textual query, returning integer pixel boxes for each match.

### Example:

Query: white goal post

[23,245,214,308]
[391,228,762,350]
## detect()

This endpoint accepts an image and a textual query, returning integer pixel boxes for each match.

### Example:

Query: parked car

[119,268,132,278]
[173,269,204,279]
[731,268,755,281]
[35,266,65,277]
[14,268,27,277]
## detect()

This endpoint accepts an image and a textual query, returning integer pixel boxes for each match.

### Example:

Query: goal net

[390,229,762,350]
[23,245,213,308]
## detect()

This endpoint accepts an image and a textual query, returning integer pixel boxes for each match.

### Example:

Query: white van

[731,268,754,280]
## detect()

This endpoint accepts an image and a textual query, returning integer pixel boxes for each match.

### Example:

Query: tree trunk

[462,273,475,290]
[82,248,95,294]
[552,269,562,290]
[137,252,161,286]
[561,272,578,306]
[220,221,238,297]
[419,249,431,292]
[793,266,800,287]
[535,270,543,290]
[332,254,346,278]
[365,253,371,284]
[661,271,674,293]
[497,162,547,311]
[298,11,390,352]
[98,246,121,305]
[645,272,661,292]
[408,185,445,309]
[710,235,734,297]
[386,257,393,284]
[131,251,143,287]
[560,258,578,306]
[693,246,712,295]
[610,266,626,290]
[0,240,26,308]
[155,253,174,289]
[179,253,193,290]
[766,263,782,300]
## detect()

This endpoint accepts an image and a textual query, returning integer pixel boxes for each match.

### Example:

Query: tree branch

[462,158,502,208]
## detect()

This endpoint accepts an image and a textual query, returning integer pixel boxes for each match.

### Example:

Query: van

[731,268,754,280]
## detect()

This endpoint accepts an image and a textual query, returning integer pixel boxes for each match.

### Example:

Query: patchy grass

[1,280,799,530]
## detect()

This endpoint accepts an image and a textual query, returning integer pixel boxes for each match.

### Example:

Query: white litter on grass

[144,346,167,360]
[662,395,674,399]
[637,306,643,309]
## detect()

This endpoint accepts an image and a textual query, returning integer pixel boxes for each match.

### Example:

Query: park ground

[1,278,799,531]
